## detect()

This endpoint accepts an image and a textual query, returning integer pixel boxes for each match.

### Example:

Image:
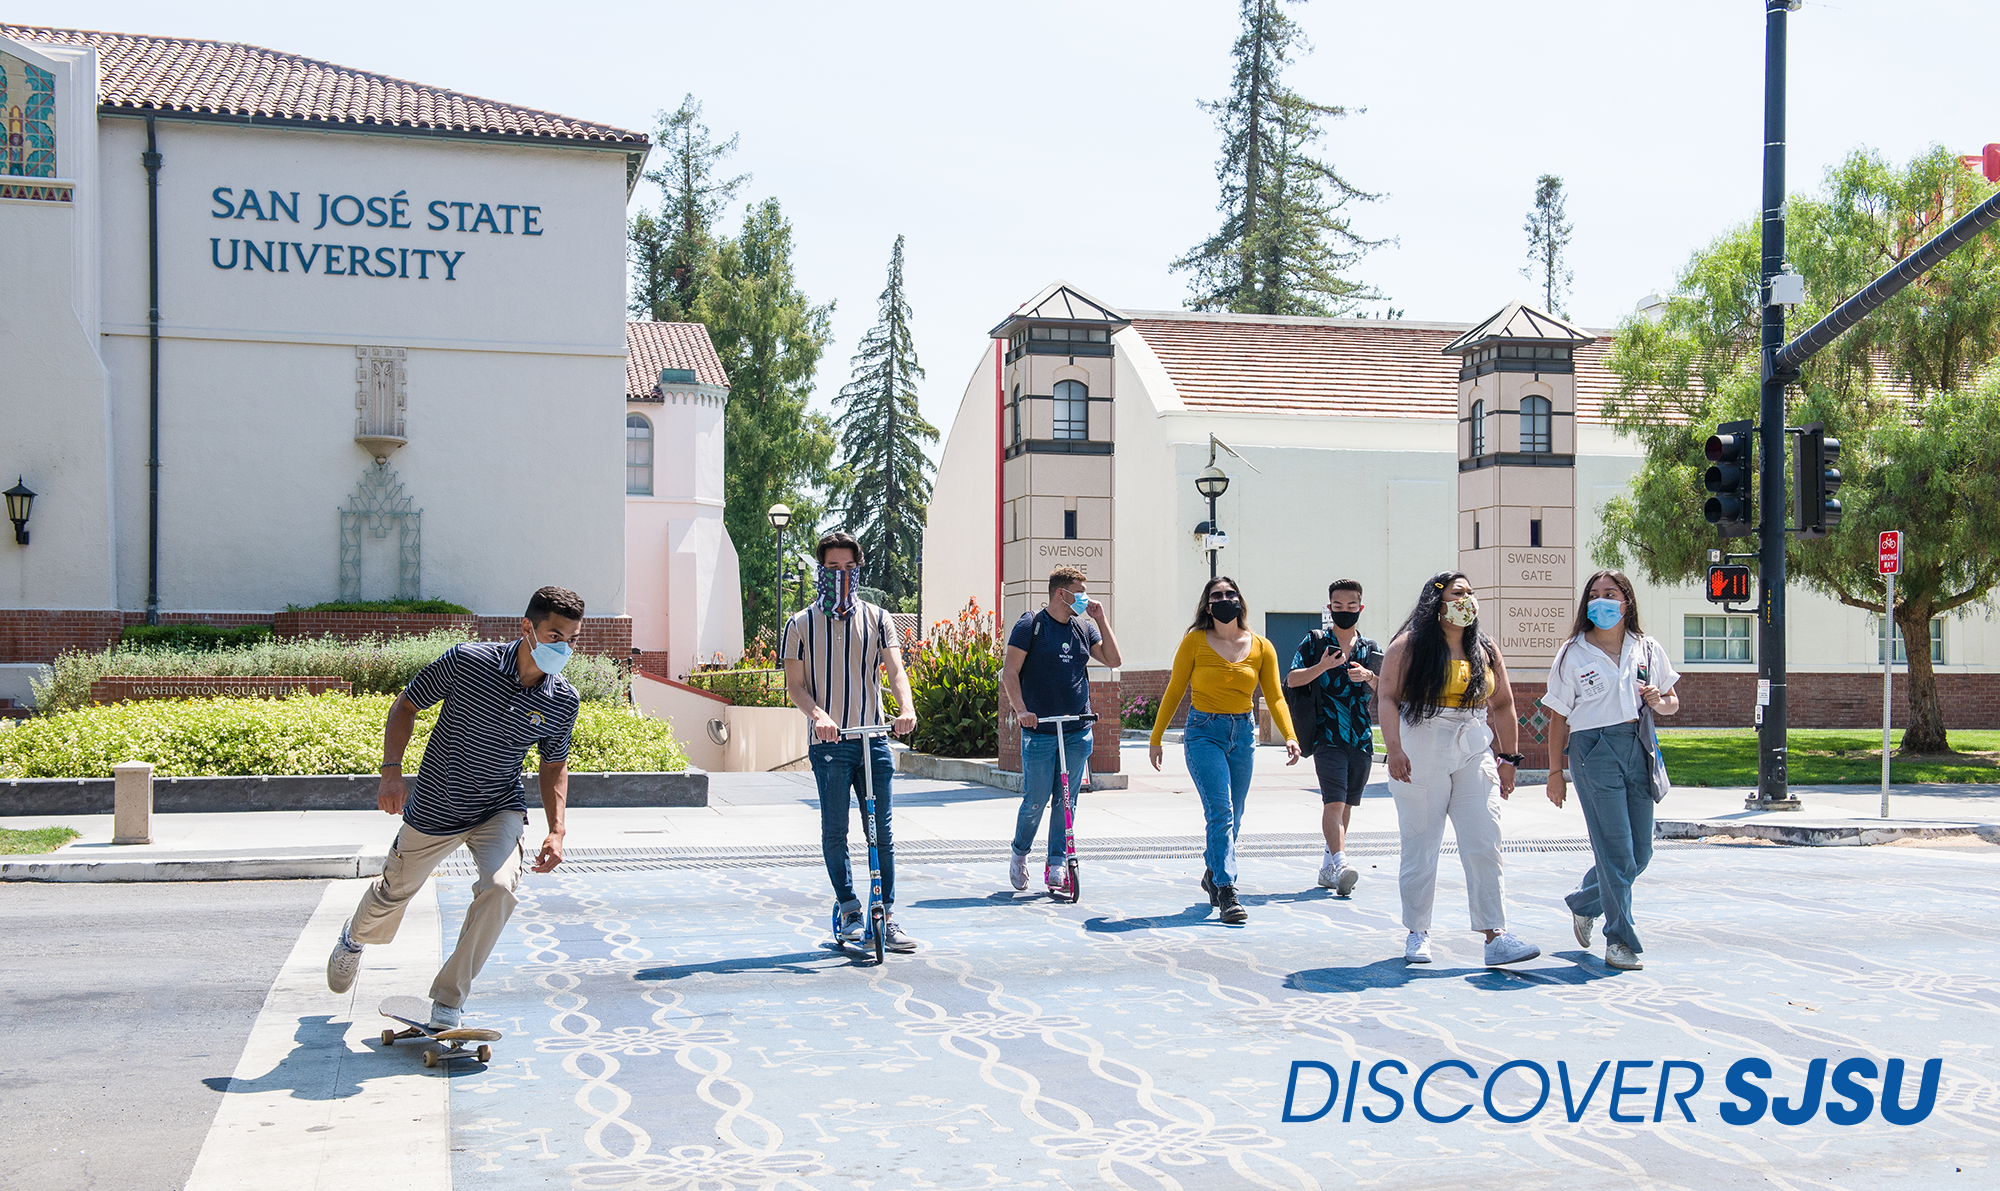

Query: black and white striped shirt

[782,602,898,732]
[401,641,579,836]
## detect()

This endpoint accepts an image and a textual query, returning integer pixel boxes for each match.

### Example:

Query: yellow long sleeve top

[1148,630,1297,747]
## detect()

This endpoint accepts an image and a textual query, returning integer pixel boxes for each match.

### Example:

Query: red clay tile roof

[626,322,729,398]
[4,25,646,146]
[1127,313,1620,424]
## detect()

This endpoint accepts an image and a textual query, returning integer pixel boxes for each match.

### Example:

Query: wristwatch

[1494,751,1525,767]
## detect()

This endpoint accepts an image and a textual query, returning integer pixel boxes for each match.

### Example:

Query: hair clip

[1433,581,1444,589]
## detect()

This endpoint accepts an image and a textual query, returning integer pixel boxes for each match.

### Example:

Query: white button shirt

[1541,632,1681,733]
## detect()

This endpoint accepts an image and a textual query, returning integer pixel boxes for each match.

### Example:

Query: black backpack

[1284,631,1327,759]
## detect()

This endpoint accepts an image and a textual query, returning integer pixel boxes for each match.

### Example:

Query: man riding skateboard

[326,585,584,1029]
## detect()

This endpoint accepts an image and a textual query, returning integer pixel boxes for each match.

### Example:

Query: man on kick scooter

[1001,565,1123,895]
[783,532,921,951]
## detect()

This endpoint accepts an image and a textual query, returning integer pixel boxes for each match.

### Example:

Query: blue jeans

[810,737,896,907]
[1184,709,1257,887]
[1564,721,1655,952]
[1013,727,1093,864]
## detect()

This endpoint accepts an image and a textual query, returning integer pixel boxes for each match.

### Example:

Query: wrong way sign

[1879,530,1903,576]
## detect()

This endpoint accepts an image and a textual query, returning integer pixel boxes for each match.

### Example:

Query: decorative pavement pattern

[432,835,2000,1190]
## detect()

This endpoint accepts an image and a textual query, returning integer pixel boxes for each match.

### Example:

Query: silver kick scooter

[1038,713,1095,903]
[828,722,894,964]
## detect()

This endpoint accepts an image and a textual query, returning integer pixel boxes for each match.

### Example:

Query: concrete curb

[0,769,709,815]
[891,749,1131,792]
[1656,819,2000,847]
[1,844,387,882]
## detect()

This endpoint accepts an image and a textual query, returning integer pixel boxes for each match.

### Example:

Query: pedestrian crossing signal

[1707,564,1752,603]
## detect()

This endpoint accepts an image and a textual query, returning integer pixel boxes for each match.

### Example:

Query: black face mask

[1328,610,1361,630]
[1210,599,1243,624]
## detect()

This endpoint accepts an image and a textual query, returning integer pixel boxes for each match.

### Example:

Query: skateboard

[1039,713,1096,904]
[828,722,893,964]
[377,994,501,1067]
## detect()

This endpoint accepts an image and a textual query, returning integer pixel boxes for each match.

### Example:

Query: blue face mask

[1587,598,1625,630]
[530,638,572,676]
[1070,592,1091,616]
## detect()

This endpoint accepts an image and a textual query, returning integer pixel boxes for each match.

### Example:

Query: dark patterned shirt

[1291,631,1381,753]
[401,641,579,835]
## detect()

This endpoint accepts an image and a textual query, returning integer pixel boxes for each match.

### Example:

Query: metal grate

[431,831,1689,877]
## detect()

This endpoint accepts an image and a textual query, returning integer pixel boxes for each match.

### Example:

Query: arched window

[1469,398,1485,457]
[626,413,653,495]
[1521,395,1552,453]
[1053,379,1088,440]
[1011,385,1021,445]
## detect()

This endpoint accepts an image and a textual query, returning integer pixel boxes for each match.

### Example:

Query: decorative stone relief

[355,346,408,461]
[338,463,421,601]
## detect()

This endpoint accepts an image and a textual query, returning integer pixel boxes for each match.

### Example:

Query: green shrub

[684,668,789,707]
[1120,694,1160,730]
[904,600,1001,759]
[0,693,685,778]
[35,631,628,713]
[284,598,473,614]
[120,624,273,651]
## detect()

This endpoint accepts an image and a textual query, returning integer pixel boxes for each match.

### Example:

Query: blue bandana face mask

[1587,598,1625,630]
[530,638,572,676]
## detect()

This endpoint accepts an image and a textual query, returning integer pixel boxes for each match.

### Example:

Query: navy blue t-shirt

[1008,609,1100,734]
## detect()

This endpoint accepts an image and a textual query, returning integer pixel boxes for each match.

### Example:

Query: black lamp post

[766,503,792,646]
[4,477,34,546]
[1194,466,1229,579]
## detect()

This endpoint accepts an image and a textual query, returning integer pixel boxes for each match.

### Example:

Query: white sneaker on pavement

[1405,931,1433,963]
[326,920,363,994]
[1009,849,1029,891]
[428,1001,461,1030]
[1606,942,1644,970]
[1484,931,1541,967]
[1572,912,1596,949]
[1335,867,1359,897]
[1316,855,1339,889]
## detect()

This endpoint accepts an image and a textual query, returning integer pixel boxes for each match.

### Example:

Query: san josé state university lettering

[207,187,547,282]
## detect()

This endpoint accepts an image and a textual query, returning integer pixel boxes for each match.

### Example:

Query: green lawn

[0,826,81,854]
[1656,729,2000,786]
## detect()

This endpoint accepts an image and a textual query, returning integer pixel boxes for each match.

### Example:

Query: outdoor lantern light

[1194,467,1229,579]
[766,503,793,635]
[1194,466,1230,499]
[766,503,792,530]
[4,477,33,545]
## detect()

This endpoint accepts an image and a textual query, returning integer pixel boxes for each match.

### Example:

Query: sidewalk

[5,740,1997,881]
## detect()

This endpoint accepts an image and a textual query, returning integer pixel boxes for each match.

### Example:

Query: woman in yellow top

[1148,576,1300,923]
[1378,571,1539,968]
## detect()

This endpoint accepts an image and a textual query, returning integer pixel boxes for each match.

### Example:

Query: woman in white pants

[1379,572,1540,967]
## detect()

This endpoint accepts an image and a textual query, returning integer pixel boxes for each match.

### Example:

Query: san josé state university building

[924,284,2000,769]
[1,26,746,704]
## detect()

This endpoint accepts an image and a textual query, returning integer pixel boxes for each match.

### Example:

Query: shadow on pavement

[1085,905,1226,933]
[635,951,849,981]
[199,1014,359,1099]
[910,892,1031,909]
[1285,956,1620,994]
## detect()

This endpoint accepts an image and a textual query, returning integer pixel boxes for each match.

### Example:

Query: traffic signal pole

[1755,0,1797,808]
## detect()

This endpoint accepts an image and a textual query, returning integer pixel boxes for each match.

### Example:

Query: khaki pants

[350,811,526,1009]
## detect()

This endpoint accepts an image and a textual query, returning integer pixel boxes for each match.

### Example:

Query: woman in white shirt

[1542,569,1680,971]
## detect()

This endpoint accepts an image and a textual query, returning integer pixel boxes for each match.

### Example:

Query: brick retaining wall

[0,610,123,664]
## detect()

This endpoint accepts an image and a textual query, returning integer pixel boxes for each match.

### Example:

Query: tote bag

[1636,638,1673,803]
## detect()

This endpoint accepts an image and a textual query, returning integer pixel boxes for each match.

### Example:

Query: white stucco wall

[626,390,742,673]
[921,339,999,631]
[85,115,631,616]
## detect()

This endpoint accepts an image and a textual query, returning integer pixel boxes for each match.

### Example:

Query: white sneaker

[1484,931,1541,967]
[1606,942,1644,970]
[1009,849,1029,891]
[1335,867,1359,897]
[1316,855,1339,888]
[1405,931,1433,963]
[428,1001,461,1030]
[326,921,363,993]
[1572,912,1596,949]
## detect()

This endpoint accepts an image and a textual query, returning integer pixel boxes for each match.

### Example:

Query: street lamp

[766,503,792,647]
[1194,466,1229,579]
[4,477,34,546]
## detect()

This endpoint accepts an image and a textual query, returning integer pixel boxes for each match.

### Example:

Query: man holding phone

[1286,579,1382,894]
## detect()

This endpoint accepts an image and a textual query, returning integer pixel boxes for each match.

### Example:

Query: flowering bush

[684,635,789,707]
[0,693,686,779]
[901,600,1002,758]
[1121,694,1160,730]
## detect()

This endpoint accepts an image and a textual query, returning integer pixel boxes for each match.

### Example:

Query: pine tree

[1174,0,1384,316]
[629,95,748,322]
[831,236,938,605]
[695,199,836,645]
[1521,174,1574,316]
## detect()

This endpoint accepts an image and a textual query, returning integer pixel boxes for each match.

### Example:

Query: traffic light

[1704,419,1756,537]
[1706,564,1752,603]
[1794,422,1843,537]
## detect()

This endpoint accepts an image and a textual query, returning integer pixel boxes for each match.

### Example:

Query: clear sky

[25,0,2000,445]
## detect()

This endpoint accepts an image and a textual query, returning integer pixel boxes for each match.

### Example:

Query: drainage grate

[431,831,1682,876]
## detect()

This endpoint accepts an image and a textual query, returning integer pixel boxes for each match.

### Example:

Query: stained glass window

[1,52,57,178]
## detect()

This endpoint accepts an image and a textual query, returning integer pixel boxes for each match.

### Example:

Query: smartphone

[1636,664,1650,683]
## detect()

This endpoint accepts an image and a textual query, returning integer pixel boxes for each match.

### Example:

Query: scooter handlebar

[1036,713,1097,726]
[838,723,897,739]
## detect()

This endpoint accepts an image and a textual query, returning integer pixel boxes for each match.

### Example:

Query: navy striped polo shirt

[401,641,579,835]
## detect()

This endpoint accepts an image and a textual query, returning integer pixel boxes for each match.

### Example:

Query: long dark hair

[1395,570,1490,723]
[1570,568,1643,638]
[1187,575,1250,634]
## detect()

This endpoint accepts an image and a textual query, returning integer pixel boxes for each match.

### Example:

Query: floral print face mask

[1442,594,1479,627]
